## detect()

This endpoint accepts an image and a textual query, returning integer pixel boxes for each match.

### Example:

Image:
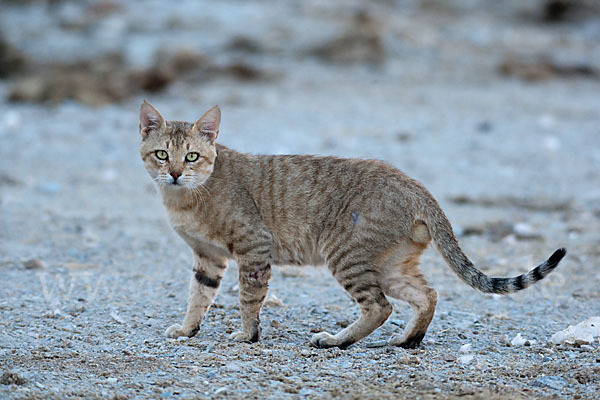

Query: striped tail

[424,203,566,294]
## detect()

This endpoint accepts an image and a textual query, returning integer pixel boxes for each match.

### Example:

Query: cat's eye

[185,152,199,162]
[155,150,168,160]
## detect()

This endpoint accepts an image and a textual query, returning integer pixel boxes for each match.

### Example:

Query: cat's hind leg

[381,241,437,348]
[165,254,228,339]
[311,248,393,349]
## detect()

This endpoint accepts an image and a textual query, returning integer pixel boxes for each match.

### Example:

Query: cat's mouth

[168,181,189,189]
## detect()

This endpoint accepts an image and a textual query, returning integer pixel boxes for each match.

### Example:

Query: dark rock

[498,55,598,81]
[310,10,384,65]
[8,47,272,105]
[227,36,264,54]
[23,258,47,270]
[0,371,27,385]
[0,35,27,78]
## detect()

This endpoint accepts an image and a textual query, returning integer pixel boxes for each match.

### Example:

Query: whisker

[189,185,206,208]
[198,183,211,198]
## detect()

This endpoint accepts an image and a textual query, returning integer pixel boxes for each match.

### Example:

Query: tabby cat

[139,101,566,349]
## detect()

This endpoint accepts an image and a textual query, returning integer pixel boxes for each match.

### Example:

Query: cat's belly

[270,236,324,267]
[271,250,324,266]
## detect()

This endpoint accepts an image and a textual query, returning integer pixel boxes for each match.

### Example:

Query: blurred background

[2,0,599,106]
[1,2,600,398]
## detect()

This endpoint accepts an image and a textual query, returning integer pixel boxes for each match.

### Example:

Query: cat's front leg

[165,254,227,339]
[230,261,271,343]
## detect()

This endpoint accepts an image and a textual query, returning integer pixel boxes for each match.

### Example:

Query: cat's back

[251,151,422,197]
[218,146,427,220]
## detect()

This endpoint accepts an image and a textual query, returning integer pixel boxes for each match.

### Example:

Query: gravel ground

[1,1,600,399]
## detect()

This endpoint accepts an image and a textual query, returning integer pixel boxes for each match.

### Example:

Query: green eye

[185,152,199,162]
[155,150,168,160]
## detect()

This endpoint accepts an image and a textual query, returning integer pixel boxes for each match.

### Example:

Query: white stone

[457,354,474,365]
[459,343,472,353]
[551,317,600,345]
[511,333,527,346]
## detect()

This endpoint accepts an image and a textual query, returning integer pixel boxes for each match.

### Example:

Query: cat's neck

[160,186,198,210]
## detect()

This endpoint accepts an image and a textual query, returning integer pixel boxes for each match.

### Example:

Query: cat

[139,101,566,349]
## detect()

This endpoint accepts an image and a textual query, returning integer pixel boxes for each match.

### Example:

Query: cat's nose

[170,171,182,181]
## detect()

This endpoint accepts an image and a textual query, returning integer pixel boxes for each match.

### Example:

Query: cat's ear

[193,105,221,143]
[139,100,166,139]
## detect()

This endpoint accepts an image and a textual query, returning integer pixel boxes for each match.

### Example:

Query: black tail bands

[482,247,566,293]
[424,202,567,294]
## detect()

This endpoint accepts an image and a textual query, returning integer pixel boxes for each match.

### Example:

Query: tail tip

[548,247,567,267]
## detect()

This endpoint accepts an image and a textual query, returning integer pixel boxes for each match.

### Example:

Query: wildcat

[139,101,566,349]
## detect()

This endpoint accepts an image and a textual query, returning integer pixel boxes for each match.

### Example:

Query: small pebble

[491,313,510,320]
[223,362,241,372]
[204,343,215,353]
[579,345,594,352]
[397,354,420,365]
[532,376,568,390]
[457,354,474,365]
[459,344,472,353]
[270,319,281,329]
[443,354,457,362]
[264,294,283,307]
[110,311,125,324]
[365,340,387,348]
[390,319,405,327]
[511,333,528,346]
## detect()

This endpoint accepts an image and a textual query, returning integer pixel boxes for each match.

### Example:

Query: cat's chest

[167,210,230,259]
[167,209,199,232]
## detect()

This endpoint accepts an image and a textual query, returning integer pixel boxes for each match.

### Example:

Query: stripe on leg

[194,270,221,288]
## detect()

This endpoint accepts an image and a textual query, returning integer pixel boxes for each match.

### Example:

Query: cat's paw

[310,332,339,348]
[229,330,259,343]
[389,332,424,349]
[165,324,186,339]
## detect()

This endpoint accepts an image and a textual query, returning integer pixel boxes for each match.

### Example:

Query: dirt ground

[1,1,600,399]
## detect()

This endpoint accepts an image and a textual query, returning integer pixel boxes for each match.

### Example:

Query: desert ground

[1,0,599,398]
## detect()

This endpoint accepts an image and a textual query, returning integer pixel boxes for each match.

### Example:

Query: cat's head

[139,101,220,190]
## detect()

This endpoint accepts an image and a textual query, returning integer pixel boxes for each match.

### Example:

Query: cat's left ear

[139,100,166,139]
[193,105,221,143]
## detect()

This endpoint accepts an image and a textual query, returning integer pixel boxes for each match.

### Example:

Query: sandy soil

[1,1,599,399]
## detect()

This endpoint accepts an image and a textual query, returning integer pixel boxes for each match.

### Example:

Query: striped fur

[140,102,567,349]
